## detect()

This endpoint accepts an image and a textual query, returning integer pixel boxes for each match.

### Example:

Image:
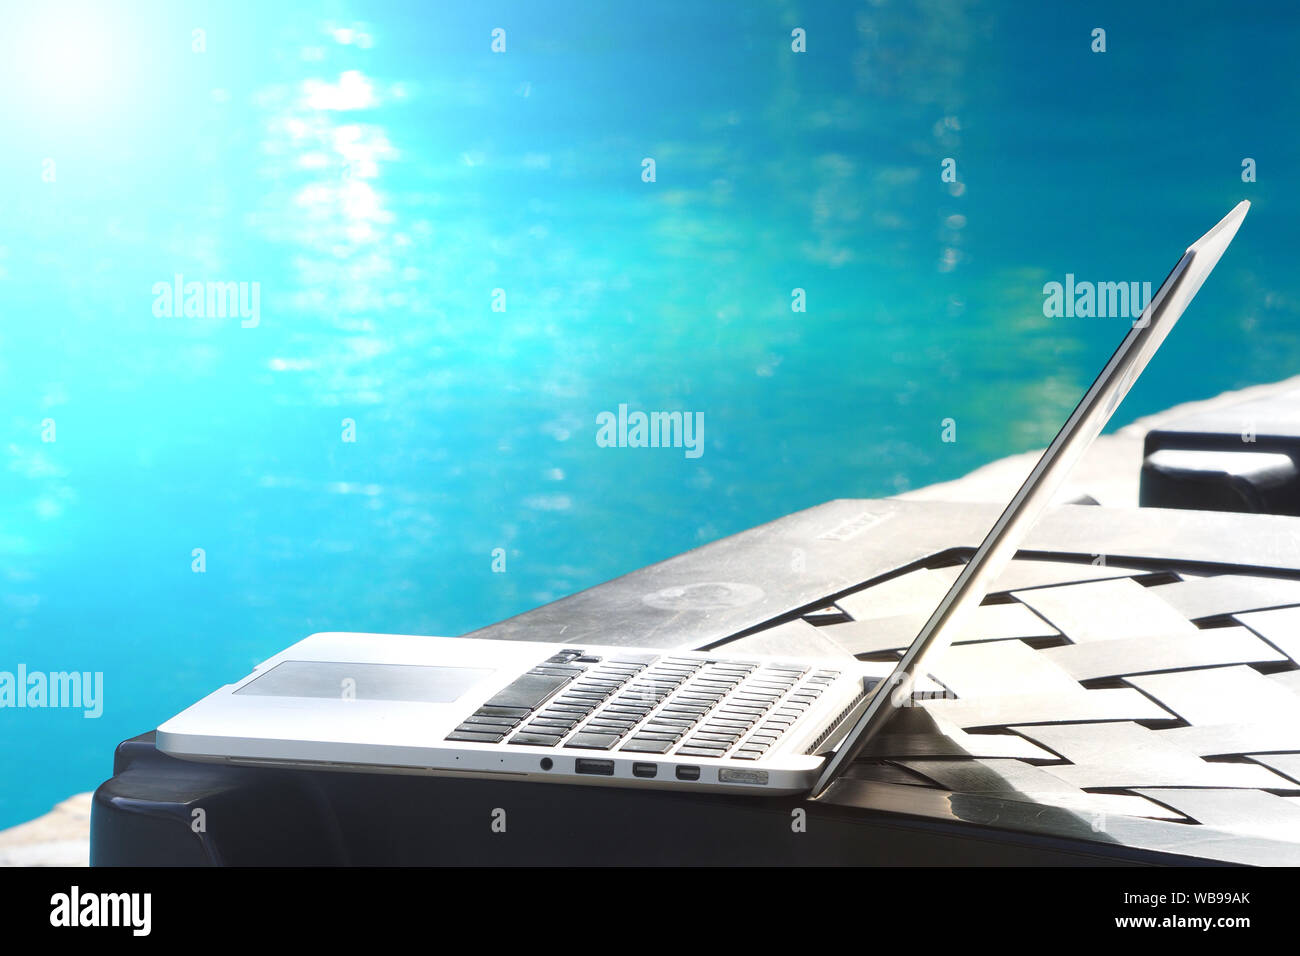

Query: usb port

[675,765,701,781]
[632,763,657,778]
[575,758,615,776]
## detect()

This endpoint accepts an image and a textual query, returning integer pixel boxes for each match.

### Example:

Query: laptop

[157,201,1250,796]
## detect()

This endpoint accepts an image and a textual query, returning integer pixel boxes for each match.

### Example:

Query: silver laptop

[158,202,1249,796]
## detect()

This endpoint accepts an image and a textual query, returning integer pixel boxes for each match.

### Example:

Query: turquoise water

[1,0,1298,827]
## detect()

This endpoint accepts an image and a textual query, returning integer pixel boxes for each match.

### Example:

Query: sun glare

[17,5,124,111]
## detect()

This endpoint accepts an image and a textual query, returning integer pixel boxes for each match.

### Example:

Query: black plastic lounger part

[1141,385,1300,515]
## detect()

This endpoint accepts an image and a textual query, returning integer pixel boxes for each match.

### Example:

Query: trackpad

[235,661,496,703]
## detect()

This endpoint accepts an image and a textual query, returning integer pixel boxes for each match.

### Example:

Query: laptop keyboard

[446,649,841,760]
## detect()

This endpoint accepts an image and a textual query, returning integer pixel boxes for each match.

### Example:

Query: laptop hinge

[809,678,880,756]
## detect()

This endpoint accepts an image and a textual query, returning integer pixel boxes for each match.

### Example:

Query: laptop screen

[809,201,1250,798]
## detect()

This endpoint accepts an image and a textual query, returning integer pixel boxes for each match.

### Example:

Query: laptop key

[529,666,583,678]
[715,708,759,720]
[582,723,635,735]
[484,674,573,711]
[565,733,621,750]
[526,719,577,732]
[474,705,532,718]
[677,746,727,757]
[509,732,563,747]
[463,716,520,727]
[621,737,673,754]
[641,727,688,740]
[684,737,732,751]
[446,730,506,743]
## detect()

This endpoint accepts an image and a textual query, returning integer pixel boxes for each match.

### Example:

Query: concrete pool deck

[5,373,1299,866]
